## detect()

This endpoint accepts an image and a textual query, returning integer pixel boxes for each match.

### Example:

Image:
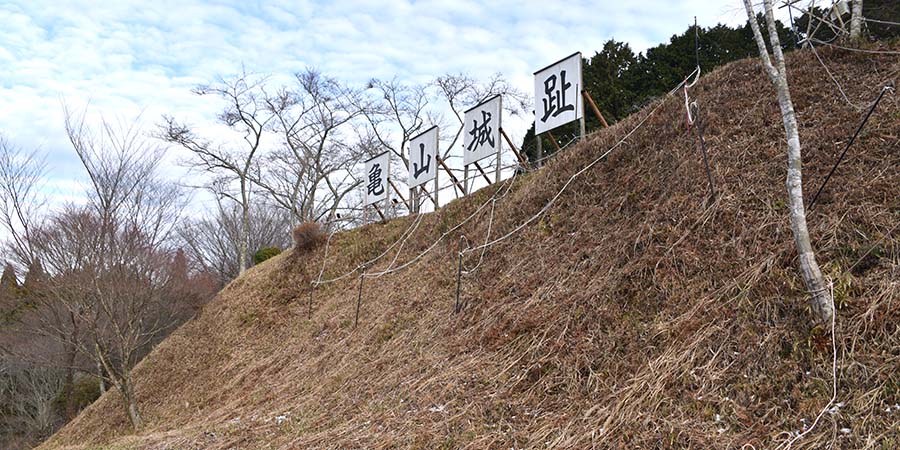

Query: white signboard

[463,95,502,165]
[534,52,583,135]
[408,125,438,188]
[364,151,390,206]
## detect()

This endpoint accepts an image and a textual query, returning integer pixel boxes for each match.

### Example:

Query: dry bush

[291,221,324,253]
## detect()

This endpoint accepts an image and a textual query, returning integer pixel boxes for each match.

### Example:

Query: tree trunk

[238,180,250,273]
[63,345,76,418]
[850,0,863,41]
[63,312,78,418]
[744,0,834,326]
[98,360,106,394]
[121,376,143,430]
[779,85,833,325]
[96,342,143,430]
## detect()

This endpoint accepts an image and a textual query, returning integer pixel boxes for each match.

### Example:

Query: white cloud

[0,0,787,212]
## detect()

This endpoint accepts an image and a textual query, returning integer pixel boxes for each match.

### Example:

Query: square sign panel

[364,151,390,206]
[463,94,502,165]
[534,52,583,135]
[407,125,438,188]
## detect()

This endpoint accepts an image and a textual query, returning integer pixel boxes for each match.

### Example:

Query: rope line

[461,198,496,275]
[810,38,900,55]
[843,220,900,277]
[314,227,338,285]
[314,67,698,288]
[684,86,695,126]
[464,82,680,255]
[529,137,577,166]
[808,83,894,210]
[314,205,427,286]
[362,169,519,280]
[808,43,862,110]
[777,278,837,450]
[381,211,426,272]
[862,17,900,27]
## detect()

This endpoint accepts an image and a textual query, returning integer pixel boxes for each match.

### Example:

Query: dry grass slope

[41,46,900,449]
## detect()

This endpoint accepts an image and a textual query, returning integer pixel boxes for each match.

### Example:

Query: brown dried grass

[40,46,900,449]
[292,221,325,253]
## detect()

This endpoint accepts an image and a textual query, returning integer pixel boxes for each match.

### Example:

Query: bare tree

[159,71,274,274]
[850,0,864,40]
[257,69,366,225]
[433,72,530,160]
[0,136,46,270]
[352,73,529,212]
[179,199,291,285]
[743,0,833,325]
[0,356,64,444]
[359,77,434,168]
[2,120,214,437]
[19,110,191,429]
[0,136,84,421]
[28,207,174,430]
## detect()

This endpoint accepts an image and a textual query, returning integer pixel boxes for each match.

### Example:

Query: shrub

[253,246,282,265]
[54,374,101,415]
[292,221,325,252]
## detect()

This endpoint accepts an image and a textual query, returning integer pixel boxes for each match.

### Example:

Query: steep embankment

[43,47,900,449]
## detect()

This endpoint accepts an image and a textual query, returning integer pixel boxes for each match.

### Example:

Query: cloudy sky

[0,0,766,208]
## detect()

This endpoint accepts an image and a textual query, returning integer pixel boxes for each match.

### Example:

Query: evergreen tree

[22,261,45,301]
[0,263,17,292]
[520,16,794,162]
[864,0,900,39]
[584,40,638,124]
[0,262,18,317]
[170,248,189,286]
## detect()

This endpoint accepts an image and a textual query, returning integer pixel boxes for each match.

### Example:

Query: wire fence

[311,65,701,287]
[297,35,900,450]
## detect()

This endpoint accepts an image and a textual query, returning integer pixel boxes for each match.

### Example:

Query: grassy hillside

[41,47,900,449]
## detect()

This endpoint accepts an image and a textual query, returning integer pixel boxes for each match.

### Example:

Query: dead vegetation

[292,221,326,253]
[39,46,900,449]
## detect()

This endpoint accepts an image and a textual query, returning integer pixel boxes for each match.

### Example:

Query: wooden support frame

[582,90,609,128]
[388,179,410,210]
[500,128,529,169]
[473,161,492,185]
[419,185,437,205]
[546,131,562,153]
[371,204,386,222]
[438,156,466,195]
[433,163,440,209]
